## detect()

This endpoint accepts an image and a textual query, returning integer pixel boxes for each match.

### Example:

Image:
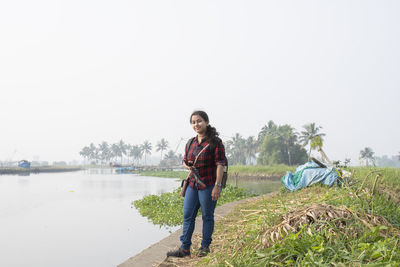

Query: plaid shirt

[184,136,227,190]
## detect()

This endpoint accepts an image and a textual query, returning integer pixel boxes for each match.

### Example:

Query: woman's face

[191,115,208,135]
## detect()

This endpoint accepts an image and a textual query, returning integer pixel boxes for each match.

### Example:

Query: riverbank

[159,167,400,266]
[119,193,276,267]
[134,164,293,181]
[0,166,83,175]
[126,166,400,266]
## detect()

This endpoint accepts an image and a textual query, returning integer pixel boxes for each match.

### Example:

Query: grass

[133,170,189,179]
[134,165,296,180]
[161,166,400,266]
[229,165,296,176]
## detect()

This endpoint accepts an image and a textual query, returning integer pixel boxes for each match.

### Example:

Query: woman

[167,110,227,258]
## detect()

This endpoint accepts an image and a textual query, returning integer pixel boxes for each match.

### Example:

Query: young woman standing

[167,110,227,258]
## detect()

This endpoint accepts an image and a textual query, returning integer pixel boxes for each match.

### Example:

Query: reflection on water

[83,168,115,175]
[228,176,283,195]
[0,170,180,267]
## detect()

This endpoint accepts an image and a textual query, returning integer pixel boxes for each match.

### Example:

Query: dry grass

[157,168,400,266]
[259,203,397,248]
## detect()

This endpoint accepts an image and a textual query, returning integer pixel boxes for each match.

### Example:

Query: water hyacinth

[133,184,256,227]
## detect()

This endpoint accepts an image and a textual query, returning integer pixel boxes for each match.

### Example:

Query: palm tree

[118,140,127,164]
[141,140,152,165]
[79,146,91,164]
[299,123,326,158]
[125,144,132,164]
[226,133,246,165]
[163,150,177,166]
[310,135,331,164]
[111,143,121,164]
[277,125,297,166]
[245,136,257,165]
[359,147,375,166]
[88,143,97,164]
[156,138,169,162]
[129,145,143,165]
[258,120,278,145]
[98,141,110,164]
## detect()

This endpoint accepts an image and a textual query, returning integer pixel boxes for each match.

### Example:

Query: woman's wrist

[215,182,222,187]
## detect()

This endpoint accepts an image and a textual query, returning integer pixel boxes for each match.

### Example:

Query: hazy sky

[1,0,399,164]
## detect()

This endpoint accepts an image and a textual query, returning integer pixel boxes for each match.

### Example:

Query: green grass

[133,170,189,179]
[229,165,296,176]
[185,166,400,266]
[135,165,296,179]
[133,184,256,227]
[348,166,400,190]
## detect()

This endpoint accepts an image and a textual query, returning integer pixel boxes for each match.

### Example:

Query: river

[0,169,283,267]
[0,169,180,267]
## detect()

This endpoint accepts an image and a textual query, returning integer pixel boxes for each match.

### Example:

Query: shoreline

[118,192,277,267]
[0,166,83,175]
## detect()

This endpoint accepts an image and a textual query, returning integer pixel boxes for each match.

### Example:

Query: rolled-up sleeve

[214,140,227,166]
[182,140,189,164]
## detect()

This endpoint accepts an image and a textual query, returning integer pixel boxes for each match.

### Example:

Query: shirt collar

[195,135,207,145]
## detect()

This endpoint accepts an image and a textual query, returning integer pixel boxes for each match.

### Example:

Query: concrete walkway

[118,194,273,267]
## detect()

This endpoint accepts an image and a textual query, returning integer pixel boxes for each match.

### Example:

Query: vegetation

[135,165,295,179]
[257,121,307,166]
[134,170,188,179]
[375,155,400,168]
[225,133,257,165]
[299,123,326,158]
[133,184,256,227]
[229,165,296,176]
[159,150,183,167]
[359,147,376,166]
[79,139,182,166]
[79,121,398,169]
[141,140,152,165]
[156,138,169,161]
[0,166,82,175]
[164,167,400,266]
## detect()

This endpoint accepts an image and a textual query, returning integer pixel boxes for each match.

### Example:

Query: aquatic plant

[133,184,256,227]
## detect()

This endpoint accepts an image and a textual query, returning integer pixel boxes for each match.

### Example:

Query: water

[228,176,283,195]
[0,169,180,267]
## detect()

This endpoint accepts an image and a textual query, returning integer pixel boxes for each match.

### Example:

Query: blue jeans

[180,184,217,250]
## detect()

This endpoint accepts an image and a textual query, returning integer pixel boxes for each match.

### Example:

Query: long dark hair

[190,110,219,146]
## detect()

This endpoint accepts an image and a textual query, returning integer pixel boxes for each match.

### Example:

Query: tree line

[80,122,399,167]
[358,147,400,167]
[225,121,327,166]
[79,121,329,167]
[79,138,182,166]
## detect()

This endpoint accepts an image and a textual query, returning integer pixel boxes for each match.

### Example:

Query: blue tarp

[115,167,133,173]
[281,161,341,192]
[18,160,31,169]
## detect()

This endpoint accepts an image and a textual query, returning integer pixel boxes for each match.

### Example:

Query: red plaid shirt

[184,136,227,190]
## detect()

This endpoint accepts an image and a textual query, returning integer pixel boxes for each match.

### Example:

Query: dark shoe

[166,247,190,257]
[198,246,210,257]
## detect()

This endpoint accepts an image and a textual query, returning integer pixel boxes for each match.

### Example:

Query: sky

[1,0,399,164]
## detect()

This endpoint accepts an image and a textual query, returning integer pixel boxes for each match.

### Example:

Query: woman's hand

[212,186,221,201]
[183,161,193,171]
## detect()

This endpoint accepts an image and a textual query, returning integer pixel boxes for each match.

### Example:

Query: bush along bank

[163,167,400,266]
[133,184,256,228]
[134,165,296,181]
[0,166,83,175]
[133,170,188,180]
